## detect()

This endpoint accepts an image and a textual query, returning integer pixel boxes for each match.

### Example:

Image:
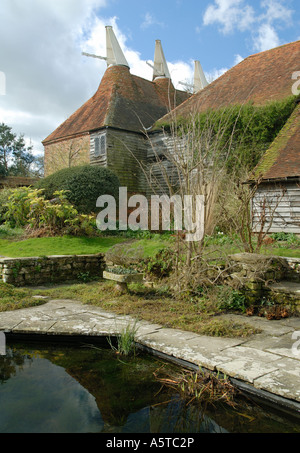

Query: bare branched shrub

[216,173,287,253]
[112,99,291,296]
[105,243,145,267]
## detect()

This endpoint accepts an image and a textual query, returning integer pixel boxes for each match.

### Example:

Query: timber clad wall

[90,130,107,167]
[147,131,184,196]
[252,182,300,234]
[44,135,90,177]
[104,129,148,194]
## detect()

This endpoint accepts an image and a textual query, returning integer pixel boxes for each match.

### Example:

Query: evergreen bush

[35,165,120,214]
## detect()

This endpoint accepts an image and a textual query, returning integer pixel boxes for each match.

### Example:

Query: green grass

[0,230,299,260]
[0,282,46,312]
[0,236,129,257]
[0,235,171,258]
[261,246,300,259]
[123,237,173,258]
[0,225,24,240]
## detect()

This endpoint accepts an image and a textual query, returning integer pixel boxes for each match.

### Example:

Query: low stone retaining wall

[228,253,300,312]
[284,257,300,282]
[0,254,105,287]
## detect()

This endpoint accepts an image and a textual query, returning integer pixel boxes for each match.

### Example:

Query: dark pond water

[0,340,299,434]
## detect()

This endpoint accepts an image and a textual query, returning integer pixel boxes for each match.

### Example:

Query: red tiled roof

[249,103,300,181]
[157,40,300,125]
[43,66,190,144]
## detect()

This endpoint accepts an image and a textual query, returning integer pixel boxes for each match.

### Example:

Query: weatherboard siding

[105,129,148,195]
[90,131,107,167]
[147,131,186,196]
[252,182,300,234]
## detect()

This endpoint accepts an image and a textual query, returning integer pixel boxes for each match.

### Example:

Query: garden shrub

[4,187,33,227]
[216,286,247,313]
[144,248,174,278]
[35,165,120,214]
[0,188,12,224]
[4,188,96,236]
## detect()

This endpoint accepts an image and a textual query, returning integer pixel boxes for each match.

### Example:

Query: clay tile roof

[157,40,300,125]
[249,102,300,182]
[43,66,190,144]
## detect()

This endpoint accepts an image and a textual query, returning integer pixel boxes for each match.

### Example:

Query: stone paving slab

[238,334,300,361]
[219,313,295,336]
[214,347,284,384]
[270,281,300,296]
[1,299,300,407]
[254,370,300,402]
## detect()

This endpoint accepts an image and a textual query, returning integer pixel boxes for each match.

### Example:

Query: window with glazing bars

[94,135,106,157]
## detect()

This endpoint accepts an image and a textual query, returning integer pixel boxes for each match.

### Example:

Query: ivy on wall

[157,96,297,174]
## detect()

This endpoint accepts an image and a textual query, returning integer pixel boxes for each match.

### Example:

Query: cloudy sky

[0,0,299,156]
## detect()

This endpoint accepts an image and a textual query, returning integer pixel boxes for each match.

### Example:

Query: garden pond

[0,338,299,433]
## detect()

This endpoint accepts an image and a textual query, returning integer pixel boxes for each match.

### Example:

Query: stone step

[269,281,300,297]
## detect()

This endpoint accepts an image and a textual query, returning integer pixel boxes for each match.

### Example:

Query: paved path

[1,298,300,414]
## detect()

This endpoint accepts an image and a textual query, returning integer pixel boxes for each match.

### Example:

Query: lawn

[0,236,130,257]
[0,234,172,258]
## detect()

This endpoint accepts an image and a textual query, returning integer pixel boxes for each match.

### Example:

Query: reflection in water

[0,342,299,433]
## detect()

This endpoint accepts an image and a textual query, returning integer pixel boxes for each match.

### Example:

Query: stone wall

[283,257,300,282]
[228,253,300,312]
[0,254,105,287]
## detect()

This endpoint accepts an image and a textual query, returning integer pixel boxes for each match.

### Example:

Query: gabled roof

[249,102,300,182]
[43,65,190,144]
[156,40,300,125]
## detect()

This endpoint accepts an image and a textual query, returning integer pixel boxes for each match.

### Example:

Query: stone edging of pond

[1,298,300,419]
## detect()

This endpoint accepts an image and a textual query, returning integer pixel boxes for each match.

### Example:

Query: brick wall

[44,135,90,177]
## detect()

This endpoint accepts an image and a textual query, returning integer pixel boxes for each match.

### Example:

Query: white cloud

[0,0,110,152]
[260,0,293,23]
[234,54,244,65]
[253,23,281,52]
[203,0,294,52]
[205,67,229,83]
[204,53,245,84]
[140,12,165,30]
[251,0,293,52]
[203,0,255,34]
